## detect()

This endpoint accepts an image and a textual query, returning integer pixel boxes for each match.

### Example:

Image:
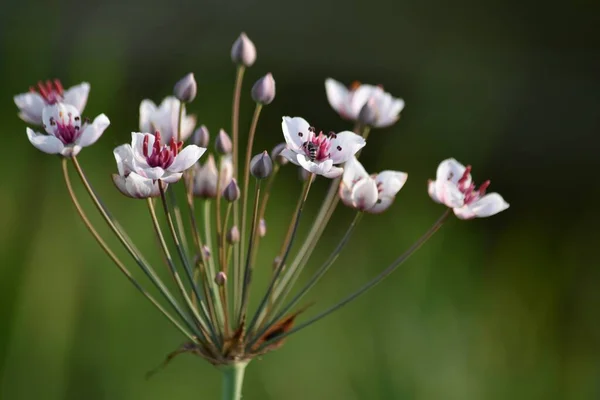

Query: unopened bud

[223,178,240,202]
[258,218,267,237]
[202,245,211,259]
[215,129,232,155]
[173,73,197,103]
[215,271,227,286]
[271,143,289,165]
[358,97,378,126]
[231,32,256,67]
[192,125,210,148]
[298,167,310,182]
[250,151,273,179]
[251,73,276,105]
[227,226,240,244]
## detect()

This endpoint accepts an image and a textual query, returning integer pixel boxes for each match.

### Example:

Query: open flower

[279,116,365,178]
[26,103,109,157]
[139,96,197,142]
[15,80,90,125]
[339,157,407,213]
[113,132,206,192]
[325,78,404,128]
[428,158,509,219]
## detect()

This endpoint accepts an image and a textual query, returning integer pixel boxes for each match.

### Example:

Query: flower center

[143,131,182,169]
[453,166,491,205]
[31,79,64,105]
[300,127,335,162]
[47,111,83,145]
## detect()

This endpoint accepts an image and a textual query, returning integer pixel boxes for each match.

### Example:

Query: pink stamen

[143,132,182,169]
[31,79,65,105]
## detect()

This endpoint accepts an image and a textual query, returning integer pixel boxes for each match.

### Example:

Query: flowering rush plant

[15,32,509,399]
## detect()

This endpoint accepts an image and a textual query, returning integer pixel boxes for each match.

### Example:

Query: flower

[279,116,366,179]
[139,96,197,142]
[26,103,109,157]
[113,132,206,190]
[325,78,404,128]
[231,32,257,67]
[173,73,197,103]
[339,157,407,213]
[251,73,276,105]
[192,154,233,198]
[428,158,509,219]
[14,80,90,125]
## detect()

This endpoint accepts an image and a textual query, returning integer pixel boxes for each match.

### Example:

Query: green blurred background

[1,0,599,398]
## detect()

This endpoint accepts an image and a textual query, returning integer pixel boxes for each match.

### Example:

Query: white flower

[139,96,197,142]
[339,157,407,213]
[325,78,404,128]
[26,103,109,157]
[279,116,366,179]
[113,132,206,193]
[428,158,510,219]
[14,80,90,125]
[192,154,233,198]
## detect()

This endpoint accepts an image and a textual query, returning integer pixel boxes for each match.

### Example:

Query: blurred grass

[1,0,599,398]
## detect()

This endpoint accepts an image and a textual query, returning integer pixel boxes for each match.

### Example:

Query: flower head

[26,103,109,157]
[279,117,366,179]
[231,32,257,67]
[428,158,509,219]
[325,78,404,128]
[339,157,407,213]
[113,132,206,189]
[15,80,90,125]
[139,96,197,142]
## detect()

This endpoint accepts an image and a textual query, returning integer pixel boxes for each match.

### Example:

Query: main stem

[221,362,248,400]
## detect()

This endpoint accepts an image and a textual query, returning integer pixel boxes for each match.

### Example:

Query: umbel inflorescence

[15,32,509,389]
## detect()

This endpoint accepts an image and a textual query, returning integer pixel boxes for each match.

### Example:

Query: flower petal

[338,181,354,207]
[26,127,65,154]
[131,132,153,167]
[280,148,301,166]
[455,192,509,219]
[436,158,468,185]
[161,171,184,183]
[168,145,206,172]
[325,78,349,116]
[113,172,161,199]
[62,145,81,157]
[328,131,366,164]
[281,116,310,151]
[342,156,369,188]
[433,179,465,208]
[322,166,343,178]
[376,170,407,198]
[77,113,110,147]
[113,144,135,176]
[368,195,396,214]
[63,82,90,113]
[349,84,378,118]
[139,99,157,133]
[351,177,378,211]
[42,103,80,135]
[180,114,197,142]
[14,92,45,124]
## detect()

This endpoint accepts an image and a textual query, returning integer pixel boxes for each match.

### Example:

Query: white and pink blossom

[139,96,197,143]
[279,117,365,179]
[15,80,90,125]
[325,78,404,128]
[428,158,509,219]
[339,157,407,213]
[26,103,109,157]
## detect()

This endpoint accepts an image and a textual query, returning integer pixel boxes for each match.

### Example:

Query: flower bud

[251,73,276,105]
[215,129,232,155]
[271,143,289,165]
[358,97,378,127]
[250,151,273,179]
[215,271,227,286]
[192,125,210,148]
[227,226,240,244]
[223,178,240,202]
[231,33,256,67]
[298,166,310,182]
[258,218,267,237]
[202,245,211,259]
[173,73,197,103]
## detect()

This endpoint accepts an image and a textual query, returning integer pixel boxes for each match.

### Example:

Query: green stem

[220,362,249,400]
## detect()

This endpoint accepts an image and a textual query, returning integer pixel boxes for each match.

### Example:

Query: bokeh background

[1,0,599,398]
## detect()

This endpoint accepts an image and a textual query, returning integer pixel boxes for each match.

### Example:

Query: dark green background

[1,0,598,398]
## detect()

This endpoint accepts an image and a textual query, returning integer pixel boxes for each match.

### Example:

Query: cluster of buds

[14,31,509,399]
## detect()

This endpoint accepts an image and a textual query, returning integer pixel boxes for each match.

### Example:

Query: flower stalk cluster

[15,32,509,400]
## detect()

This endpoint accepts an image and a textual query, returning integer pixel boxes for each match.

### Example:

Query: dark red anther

[479,180,491,195]
[53,79,64,95]
[143,135,150,157]
[154,131,162,145]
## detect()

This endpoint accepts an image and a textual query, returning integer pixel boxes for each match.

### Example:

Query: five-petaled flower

[15,80,90,125]
[140,96,197,143]
[325,78,404,128]
[428,158,509,219]
[279,116,365,178]
[339,157,407,213]
[113,132,206,199]
[26,103,109,157]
